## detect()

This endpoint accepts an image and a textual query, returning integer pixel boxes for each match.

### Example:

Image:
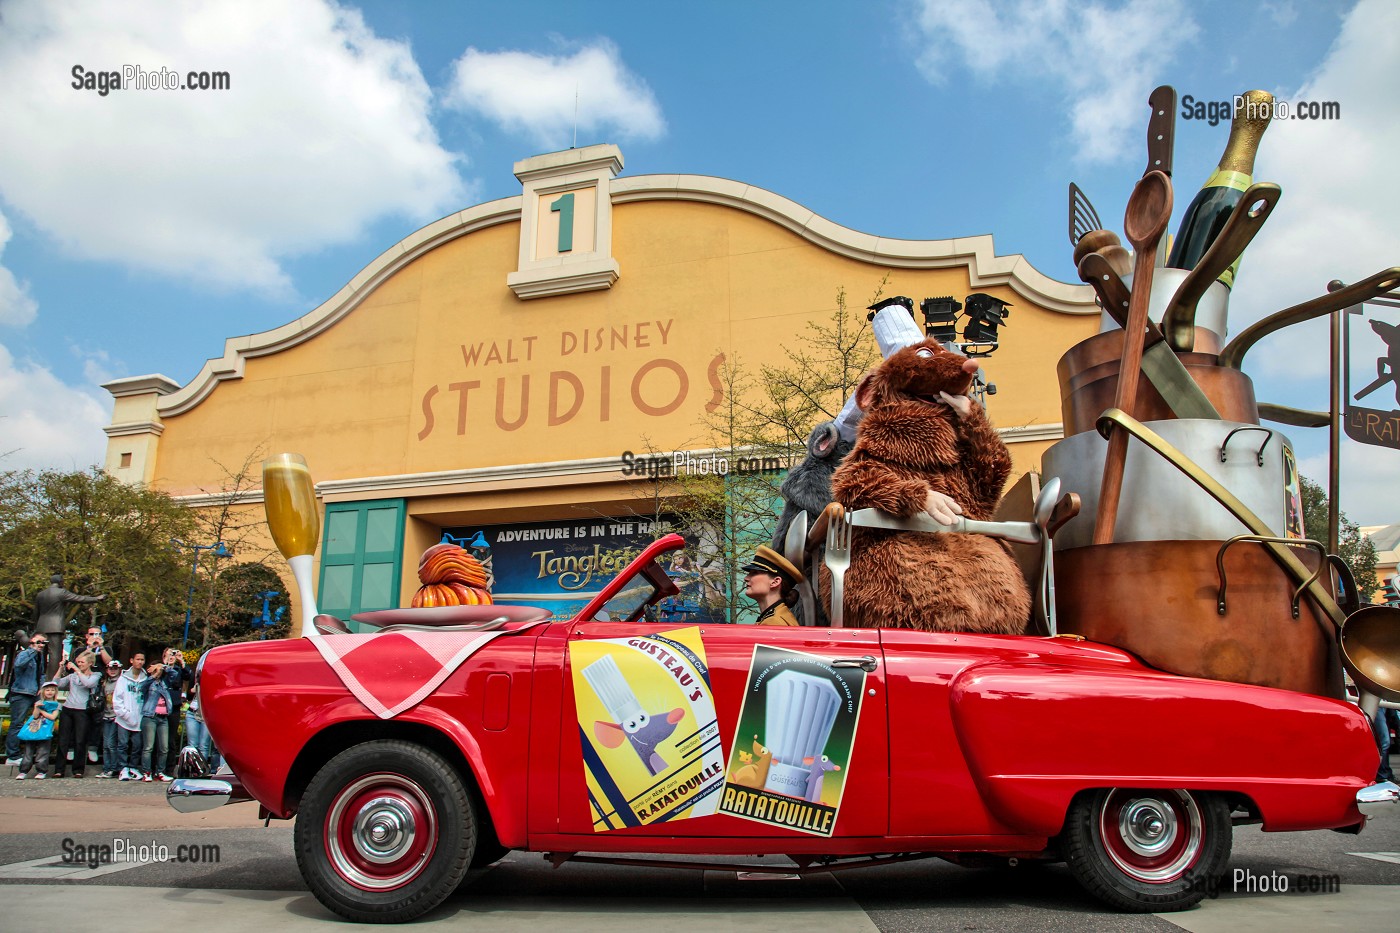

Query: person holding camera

[53,651,101,778]
[73,626,113,767]
[138,660,175,782]
[5,633,46,765]
[158,648,189,777]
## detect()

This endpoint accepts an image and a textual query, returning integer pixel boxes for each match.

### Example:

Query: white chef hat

[869,297,924,358]
[834,298,926,440]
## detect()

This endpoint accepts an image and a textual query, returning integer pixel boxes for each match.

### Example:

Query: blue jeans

[140,715,169,775]
[6,689,36,756]
[118,725,142,774]
[1376,707,1396,784]
[184,715,209,757]
[6,694,36,759]
[184,715,221,770]
[103,720,121,773]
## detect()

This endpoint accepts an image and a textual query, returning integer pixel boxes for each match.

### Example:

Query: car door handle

[832,656,877,672]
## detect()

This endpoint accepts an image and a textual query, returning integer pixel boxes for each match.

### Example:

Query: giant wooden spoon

[1093,170,1173,546]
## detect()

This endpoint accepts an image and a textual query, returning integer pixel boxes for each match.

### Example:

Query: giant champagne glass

[262,453,321,634]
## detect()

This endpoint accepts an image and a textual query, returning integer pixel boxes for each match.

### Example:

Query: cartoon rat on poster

[830,336,1031,633]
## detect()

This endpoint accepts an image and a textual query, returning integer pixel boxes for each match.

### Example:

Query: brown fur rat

[830,338,1030,633]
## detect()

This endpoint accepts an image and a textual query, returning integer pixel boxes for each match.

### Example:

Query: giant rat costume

[831,339,1030,633]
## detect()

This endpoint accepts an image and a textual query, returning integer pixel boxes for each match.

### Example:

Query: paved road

[1,764,1397,932]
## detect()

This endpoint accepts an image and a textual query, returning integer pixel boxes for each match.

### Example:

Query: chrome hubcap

[1100,790,1203,883]
[1119,799,1176,857]
[325,773,436,891]
[352,796,417,864]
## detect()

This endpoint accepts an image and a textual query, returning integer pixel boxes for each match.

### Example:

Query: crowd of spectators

[5,627,218,782]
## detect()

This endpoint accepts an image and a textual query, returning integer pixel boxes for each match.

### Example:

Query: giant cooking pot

[1042,418,1303,551]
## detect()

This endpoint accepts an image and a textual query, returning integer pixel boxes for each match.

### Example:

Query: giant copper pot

[1056,539,1342,698]
[1058,329,1259,436]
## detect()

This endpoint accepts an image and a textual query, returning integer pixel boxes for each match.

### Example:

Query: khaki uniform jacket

[756,602,799,626]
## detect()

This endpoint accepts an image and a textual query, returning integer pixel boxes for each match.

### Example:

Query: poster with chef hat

[570,626,724,832]
[717,645,866,837]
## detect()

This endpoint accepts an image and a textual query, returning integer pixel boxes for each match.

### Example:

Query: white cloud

[910,0,1197,163]
[1224,0,1400,528]
[1260,1,1299,27]
[0,342,109,471]
[1226,0,1400,375]
[444,40,665,149]
[0,0,466,297]
[1297,443,1398,530]
[0,211,38,327]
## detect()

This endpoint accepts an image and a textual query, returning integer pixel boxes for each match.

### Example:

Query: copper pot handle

[1217,535,1327,618]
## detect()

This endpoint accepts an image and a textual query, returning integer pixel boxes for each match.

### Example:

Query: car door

[551,620,889,842]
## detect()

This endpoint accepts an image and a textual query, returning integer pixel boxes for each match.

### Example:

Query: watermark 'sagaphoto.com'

[1181,94,1340,125]
[72,65,231,96]
[620,450,789,479]
[61,837,221,870]
[1184,867,1341,898]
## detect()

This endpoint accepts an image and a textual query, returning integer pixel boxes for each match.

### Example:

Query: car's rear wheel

[295,740,475,923]
[1062,788,1230,912]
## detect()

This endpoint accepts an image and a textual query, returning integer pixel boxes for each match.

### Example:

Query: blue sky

[0,0,1395,525]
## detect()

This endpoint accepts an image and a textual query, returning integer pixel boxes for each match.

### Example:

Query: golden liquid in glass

[263,460,320,558]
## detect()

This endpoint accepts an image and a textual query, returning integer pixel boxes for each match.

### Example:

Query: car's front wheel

[1062,788,1230,912]
[295,740,475,923]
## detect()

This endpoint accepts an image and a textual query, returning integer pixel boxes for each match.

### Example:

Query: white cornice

[145,173,1093,418]
[1001,423,1065,443]
[103,421,165,438]
[102,374,181,398]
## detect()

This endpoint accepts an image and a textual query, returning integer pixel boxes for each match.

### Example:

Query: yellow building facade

[101,145,1097,633]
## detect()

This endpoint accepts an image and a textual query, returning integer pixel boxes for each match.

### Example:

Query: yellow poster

[570,626,724,831]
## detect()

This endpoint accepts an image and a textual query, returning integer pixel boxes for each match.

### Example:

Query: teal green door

[318,499,406,628]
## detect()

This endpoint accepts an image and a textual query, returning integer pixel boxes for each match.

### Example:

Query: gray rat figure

[771,420,853,552]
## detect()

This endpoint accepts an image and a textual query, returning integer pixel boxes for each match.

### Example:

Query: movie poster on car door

[570,626,725,832]
[718,645,866,837]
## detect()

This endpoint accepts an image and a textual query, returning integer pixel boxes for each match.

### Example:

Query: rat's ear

[809,422,838,458]
[854,371,883,411]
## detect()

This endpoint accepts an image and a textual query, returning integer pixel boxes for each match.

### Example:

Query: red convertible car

[171,533,1391,923]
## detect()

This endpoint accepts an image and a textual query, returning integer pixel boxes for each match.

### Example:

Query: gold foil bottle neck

[1219,89,1273,175]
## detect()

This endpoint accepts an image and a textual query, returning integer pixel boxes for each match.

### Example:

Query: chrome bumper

[166,745,251,813]
[167,778,236,813]
[1358,780,1399,816]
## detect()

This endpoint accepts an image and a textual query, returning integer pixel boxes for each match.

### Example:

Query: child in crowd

[54,650,101,778]
[94,659,125,779]
[14,681,60,780]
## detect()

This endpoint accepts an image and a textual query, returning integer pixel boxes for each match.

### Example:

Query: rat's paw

[937,391,973,420]
[924,489,964,526]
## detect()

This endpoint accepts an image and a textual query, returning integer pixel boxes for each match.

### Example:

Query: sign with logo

[442,516,720,621]
[569,626,724,831]
[1345,308,1400,451]
[717,645,867,837]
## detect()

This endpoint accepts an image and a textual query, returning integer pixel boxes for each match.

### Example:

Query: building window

[119,452,132,468]
[318,498,406,627]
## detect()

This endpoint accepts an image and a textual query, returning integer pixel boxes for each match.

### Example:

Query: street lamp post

[173,539,231,648]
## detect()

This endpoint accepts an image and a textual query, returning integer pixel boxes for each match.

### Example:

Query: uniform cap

[741,545,805,590]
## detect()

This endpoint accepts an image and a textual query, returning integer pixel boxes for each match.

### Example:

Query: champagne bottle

[1166,89,1273,288]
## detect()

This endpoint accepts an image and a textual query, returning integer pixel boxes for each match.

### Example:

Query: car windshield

[576,533,684,623]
